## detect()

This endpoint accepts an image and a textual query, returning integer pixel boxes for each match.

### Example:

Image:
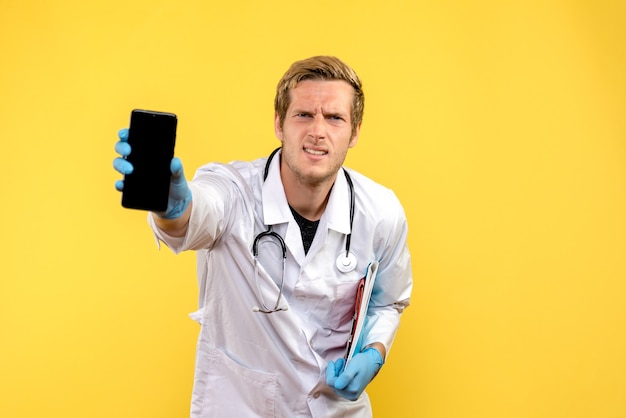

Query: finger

[334,361,358,390]
[115,179,124,191]
[113,157,133,175]
[170,157,183,177]
[325,361,337,386]
[114,140,131,157]
[334,358,346,374]
[118,128,129,142]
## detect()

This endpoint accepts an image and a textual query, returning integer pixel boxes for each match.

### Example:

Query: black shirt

[289,206,320,255]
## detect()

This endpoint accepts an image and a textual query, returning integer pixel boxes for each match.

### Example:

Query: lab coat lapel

[323,168,352,237]
[261,151,306,264]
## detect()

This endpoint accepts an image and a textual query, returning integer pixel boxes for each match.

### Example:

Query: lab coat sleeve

[360,192,413,358]
[148,162,249,253]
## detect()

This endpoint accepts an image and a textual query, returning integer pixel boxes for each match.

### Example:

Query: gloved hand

[113,128,191,219]
[325,347,384,401]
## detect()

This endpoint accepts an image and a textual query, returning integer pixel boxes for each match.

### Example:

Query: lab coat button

[313,392,320,399]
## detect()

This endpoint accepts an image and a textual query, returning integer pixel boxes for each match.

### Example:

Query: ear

[348,123,361,148]
[274,112,283,141]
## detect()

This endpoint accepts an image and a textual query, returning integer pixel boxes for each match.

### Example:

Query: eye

[327,114,346,122]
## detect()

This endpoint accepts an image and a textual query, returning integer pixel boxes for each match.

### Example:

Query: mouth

[304,147,327,156]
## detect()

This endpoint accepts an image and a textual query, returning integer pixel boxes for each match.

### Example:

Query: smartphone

[121,109,178,212]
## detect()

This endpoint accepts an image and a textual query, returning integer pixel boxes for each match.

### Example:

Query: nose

[308,114,326,140]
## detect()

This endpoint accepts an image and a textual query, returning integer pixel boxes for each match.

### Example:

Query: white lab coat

[149,151,412,418]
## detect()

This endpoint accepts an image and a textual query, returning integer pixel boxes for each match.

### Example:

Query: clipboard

[344,260,378,363]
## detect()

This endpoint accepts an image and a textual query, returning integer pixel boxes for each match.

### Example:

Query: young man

[114,56,412,417]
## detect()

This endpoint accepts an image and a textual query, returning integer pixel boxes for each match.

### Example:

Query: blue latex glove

[113,128,191,219]
[325,347,384,401]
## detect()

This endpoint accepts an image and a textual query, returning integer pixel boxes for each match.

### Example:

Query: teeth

[305,148,326,155]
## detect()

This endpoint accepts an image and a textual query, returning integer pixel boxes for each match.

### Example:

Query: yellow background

[1,1,625,417]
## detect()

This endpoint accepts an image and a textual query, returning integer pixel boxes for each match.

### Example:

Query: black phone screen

[121,109,178,212]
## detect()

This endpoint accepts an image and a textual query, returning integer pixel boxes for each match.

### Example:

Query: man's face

[274,79,360,188]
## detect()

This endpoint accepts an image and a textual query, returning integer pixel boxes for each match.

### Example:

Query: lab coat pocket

[201,348,278,418]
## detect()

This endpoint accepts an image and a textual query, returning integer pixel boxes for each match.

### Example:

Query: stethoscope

[252,147,357,313]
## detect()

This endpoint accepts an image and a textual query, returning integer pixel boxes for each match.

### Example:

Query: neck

[282,175,335,221]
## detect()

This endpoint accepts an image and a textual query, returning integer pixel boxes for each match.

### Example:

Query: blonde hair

[274,56,364,137]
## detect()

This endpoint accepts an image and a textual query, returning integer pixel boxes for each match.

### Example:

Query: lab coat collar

[261,150,352,236]
[261,150,291,226]
[322,168,352,236]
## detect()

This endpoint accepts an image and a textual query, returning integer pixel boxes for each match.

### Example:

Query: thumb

[334,360,358,390]
[326,358,345,387]
[170,157,185,178]
[326,360,337,386]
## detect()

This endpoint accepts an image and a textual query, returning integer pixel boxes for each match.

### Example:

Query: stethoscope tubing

[252,148,357,313]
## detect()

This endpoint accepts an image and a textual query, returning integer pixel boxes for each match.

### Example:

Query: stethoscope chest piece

[336,252,357,273]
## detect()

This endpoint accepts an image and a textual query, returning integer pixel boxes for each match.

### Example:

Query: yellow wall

[1,1,625,417]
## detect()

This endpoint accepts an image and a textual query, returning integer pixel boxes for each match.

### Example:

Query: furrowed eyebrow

[289,108,349,120]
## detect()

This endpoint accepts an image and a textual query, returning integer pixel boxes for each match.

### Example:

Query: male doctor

[114,55,412,417]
